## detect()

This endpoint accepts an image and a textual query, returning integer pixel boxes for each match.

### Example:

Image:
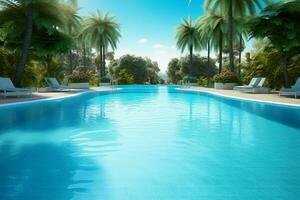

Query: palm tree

[176,17,202,77]
[205,0,269,73]
[234,16,248,76]
[0,0,70,86]
[62,0,81,74]
[79,10,121,78]
[198,12,227,73]
[0,0,33,86]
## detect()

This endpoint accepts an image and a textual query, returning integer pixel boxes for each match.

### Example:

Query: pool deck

[0,87,115,105]
[180,86,300,106]
[0,86,300,106]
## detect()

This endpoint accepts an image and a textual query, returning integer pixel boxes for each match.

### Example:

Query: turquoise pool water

[0,85,300,200]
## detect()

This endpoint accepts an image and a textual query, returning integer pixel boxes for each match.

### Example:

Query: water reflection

[0,87,300,199]
[179,90,300,130]
[0,142,107,200]
[0,92,121,200]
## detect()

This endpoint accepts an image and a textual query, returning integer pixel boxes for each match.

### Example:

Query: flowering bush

[214,71,239,83]
[68,71,94,83]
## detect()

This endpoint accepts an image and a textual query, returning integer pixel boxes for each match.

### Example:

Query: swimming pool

[0,85,300,199]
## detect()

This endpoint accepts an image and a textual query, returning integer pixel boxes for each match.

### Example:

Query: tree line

[170,0,300,88]
[0,0,121,86]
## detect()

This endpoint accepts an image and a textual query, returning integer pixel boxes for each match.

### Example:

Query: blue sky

[78,0,206,72]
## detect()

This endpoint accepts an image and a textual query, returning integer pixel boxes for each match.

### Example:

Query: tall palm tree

[79,10,121,78]
[198,12,227,73]
[205,0,270,72]
[176,17,202,77]
[0,0,33,86]
[0,0,70,86]
[62,0,81,74]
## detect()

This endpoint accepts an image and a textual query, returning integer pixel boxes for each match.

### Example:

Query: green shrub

[100,76,111,83]
[214,71,239,83]
[117,69,134,84]
[183,76,198,83]
[89,76,99,86]
[198,77,209,87]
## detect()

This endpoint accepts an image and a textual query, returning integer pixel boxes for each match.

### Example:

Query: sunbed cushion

[47,78,61,88]
[257,78,266,87]
[294,77,300,89]
[280,77,300,92]
[0,77,16,89]
[249,78,258,86]
[252,78,262,87]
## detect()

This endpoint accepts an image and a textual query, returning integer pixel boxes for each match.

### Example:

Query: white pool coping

[0,88,121,108]
[178,88,300,108]
[0,86,299,109]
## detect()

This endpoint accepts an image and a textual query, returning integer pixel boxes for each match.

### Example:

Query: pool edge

[178,88,300,108]
[0,88,122,108]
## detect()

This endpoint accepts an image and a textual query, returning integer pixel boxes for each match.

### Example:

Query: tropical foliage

[240,39,300,89]
[1,0,299,89]
[0,0,124,87]
[176,17,202,76]
[169,0,300,90]
[248,1,300,87]
[167,55,217,84]
[197,12,226,73]
[204,0,269,72]
[117,69,135,85]
[109,55,160,84]
[0,0,78,86]
[79,10,121,79]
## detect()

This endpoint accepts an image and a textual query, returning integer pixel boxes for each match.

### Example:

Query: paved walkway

[1,86,299,106]
[180,86,300,106]
[0,87,115,105]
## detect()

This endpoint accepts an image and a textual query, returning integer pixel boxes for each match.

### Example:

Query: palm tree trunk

[282,51,289,87]
[219,30,223,74]
[228,0,234,72]
[207,40,210,68]
[238,34,242,64]
[99,45,103,79]
[46,55,52,76]
[238,34,243,77]
[68,24,73,74]
[189,45,193,77]
[83,46,87,68]
[69,50,73,74]
[14,0,33,87]
[102,46,106,77]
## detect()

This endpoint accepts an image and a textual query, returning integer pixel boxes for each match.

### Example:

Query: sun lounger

[279,77,300,98]
[0,77,32,98]
[235,77,270,94]
[45,77,70,92]
[234,77,261,90]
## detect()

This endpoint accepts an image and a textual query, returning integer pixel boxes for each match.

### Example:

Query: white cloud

[138,38,148,44]
[153,43,166,49]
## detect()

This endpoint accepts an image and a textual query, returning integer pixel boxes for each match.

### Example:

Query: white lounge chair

[235,77,270,94]
[0,77,32,98]
[45,77,70,92]
[279,77,300,99]
[234,77,261,90]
